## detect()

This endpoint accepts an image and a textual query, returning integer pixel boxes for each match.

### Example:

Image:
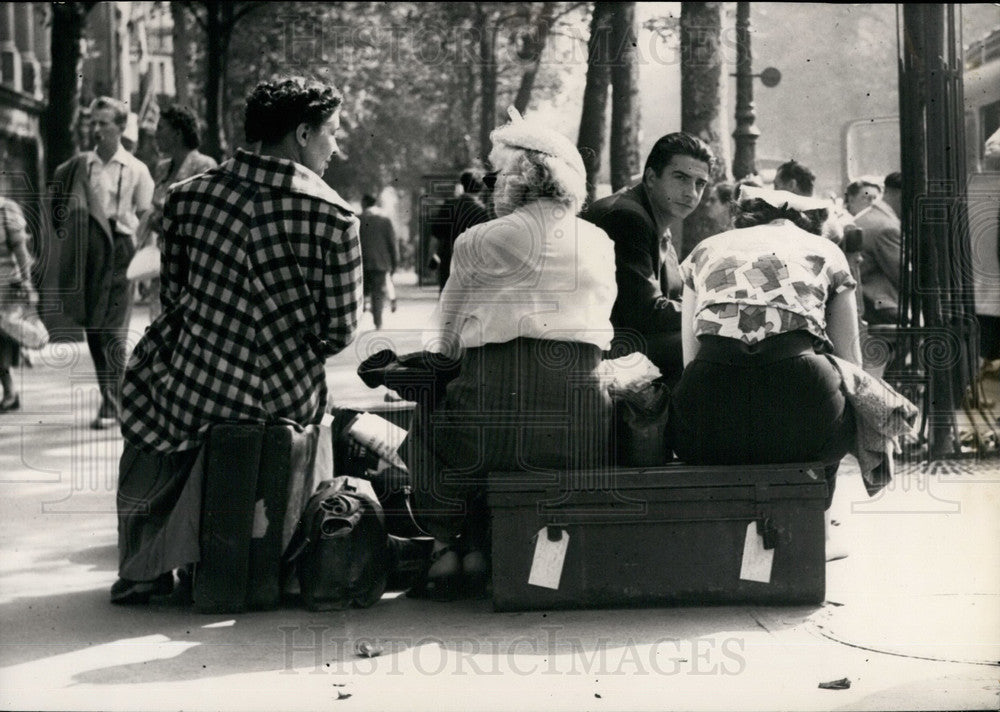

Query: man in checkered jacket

[111,78,363,604]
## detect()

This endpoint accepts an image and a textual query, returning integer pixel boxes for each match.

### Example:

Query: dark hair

[643,132,715,179]
[361,194,377,209]
[883,171,902,190]
[714,182,735,203]
[459,169,484,194]
[160,105,201,149]
[90,96,128,128]
[244,77,342,145]
[775,159,815,196]
[844,179,880,200]
[734,197,828,235]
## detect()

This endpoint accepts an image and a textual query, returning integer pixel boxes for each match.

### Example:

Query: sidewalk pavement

[0,272,998,711]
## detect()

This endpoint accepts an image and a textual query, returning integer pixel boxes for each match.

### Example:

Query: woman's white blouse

[425,199,617,356]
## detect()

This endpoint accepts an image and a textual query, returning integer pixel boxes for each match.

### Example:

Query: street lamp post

[732,2,757,180]
[731,2,781,181]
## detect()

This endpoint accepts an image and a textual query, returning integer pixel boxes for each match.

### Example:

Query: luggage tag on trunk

[528,526,569,590]
[739,521,774,583]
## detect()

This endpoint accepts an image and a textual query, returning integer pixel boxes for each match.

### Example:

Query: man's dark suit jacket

[359,209,398,273]
[581,184,684,379]
[429,193,489,288]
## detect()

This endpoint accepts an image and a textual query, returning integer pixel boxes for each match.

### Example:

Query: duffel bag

[282,476,390,611]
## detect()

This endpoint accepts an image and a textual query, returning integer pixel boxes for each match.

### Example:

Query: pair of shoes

[90,416,118,430]
[110,572,174,604]
[407,543,464,601]
[0,395,20,413]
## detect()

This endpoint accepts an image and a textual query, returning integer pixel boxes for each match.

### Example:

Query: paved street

[0,272,998,711]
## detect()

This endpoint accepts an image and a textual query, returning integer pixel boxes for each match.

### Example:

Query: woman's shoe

[0,394,20,413]
[407,543,463,601]
[110,572,174,604]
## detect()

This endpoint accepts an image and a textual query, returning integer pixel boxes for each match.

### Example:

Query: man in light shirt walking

[52,97,154,429]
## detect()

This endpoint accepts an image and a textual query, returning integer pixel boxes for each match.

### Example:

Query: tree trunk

[512,3,556,115]
[202,1,229,161]
[609,2,640,192]
[577,2,614,204]
[477,6,497,164]
[680,1,728,259]
[170,1,191,107]
[44,2,96,179]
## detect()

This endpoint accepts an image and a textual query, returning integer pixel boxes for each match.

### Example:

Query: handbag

[0,297,49,349]
[609,378,673,466]
[357,348,461,408]
[282,476,390,611]
[126,244,161,281]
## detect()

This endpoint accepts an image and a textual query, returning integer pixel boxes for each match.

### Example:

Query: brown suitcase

[195,422,322,613]
[195,424,265,613]
[488,462,828,612]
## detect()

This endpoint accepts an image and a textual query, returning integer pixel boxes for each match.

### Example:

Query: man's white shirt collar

[88,145,130,167]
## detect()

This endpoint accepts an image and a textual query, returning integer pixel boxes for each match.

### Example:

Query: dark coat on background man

[429,193,489,288]
[51,155,115,328]
[358,209,398,273]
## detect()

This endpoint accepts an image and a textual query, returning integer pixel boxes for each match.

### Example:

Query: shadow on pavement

[0,572,820,686]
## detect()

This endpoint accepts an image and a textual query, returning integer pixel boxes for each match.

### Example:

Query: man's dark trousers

[85,228,135,420]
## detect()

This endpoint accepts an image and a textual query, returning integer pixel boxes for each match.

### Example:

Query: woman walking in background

[0,196,38,412]
[133,105,217,321]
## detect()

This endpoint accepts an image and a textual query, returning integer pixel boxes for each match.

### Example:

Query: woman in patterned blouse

[669,185,862,509]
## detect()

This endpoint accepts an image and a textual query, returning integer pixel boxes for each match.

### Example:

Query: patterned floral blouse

[680,220,856,347]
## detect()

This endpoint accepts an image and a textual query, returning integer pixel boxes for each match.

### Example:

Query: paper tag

[739,522,774,583]
[528,528,569,590]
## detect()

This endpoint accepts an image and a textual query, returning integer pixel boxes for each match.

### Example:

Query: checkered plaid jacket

[121,149,362,452]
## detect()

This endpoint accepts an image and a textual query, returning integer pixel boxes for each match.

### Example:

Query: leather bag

[282,476,390,611]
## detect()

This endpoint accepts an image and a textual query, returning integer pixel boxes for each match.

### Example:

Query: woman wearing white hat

[403,111,617,600]
[669,186,862,509]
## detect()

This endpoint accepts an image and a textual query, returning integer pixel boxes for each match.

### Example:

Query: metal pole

[731,1,759,180]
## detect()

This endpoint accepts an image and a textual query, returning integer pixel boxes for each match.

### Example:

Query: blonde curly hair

[488,118,587,215]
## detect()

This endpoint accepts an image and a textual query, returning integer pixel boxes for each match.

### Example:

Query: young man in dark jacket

[581,133,713,383]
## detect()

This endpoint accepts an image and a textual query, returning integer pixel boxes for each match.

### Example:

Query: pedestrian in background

[773,159,816,196]
[703,181,736,233]
[427,169,489,293]
[0,196,38,413]
[112,77,362,604]
[51,96,154,430]
[359,193,398,330]
[133,105,217,321]
[844,179,882,217]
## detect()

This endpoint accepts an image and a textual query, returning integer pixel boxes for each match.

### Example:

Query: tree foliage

[195,1,584,198]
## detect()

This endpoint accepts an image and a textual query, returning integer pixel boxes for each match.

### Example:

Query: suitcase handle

[544,515,780,550]
[544,515,778,527]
